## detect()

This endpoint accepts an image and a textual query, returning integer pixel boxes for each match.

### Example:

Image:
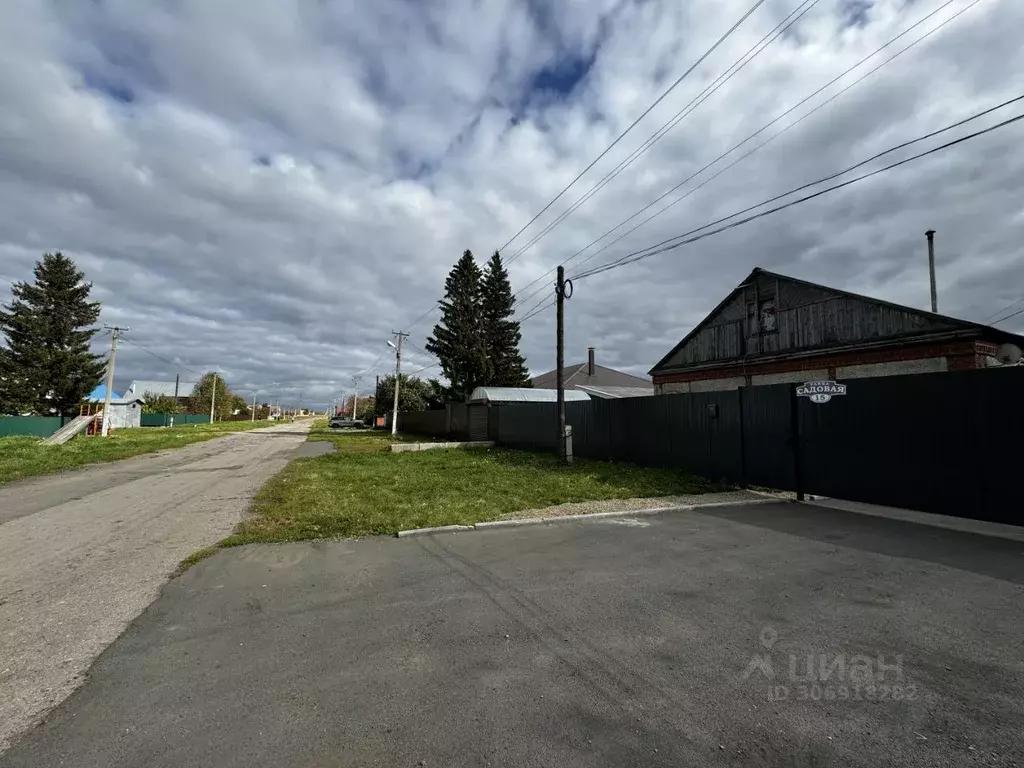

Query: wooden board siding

[661,273,964,369]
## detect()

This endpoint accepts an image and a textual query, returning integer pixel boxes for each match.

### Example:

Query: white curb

[395,497,784,537]
[395,524,474,538]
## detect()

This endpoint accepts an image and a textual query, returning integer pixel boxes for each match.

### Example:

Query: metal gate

[468,404,489,442]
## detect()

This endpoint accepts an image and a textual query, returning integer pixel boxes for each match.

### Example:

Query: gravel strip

[499,489,791,520]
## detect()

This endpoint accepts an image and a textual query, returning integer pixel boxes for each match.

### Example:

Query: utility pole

[209,372,218,423]
[352,375,363,421]
[251,392,257,422]
[389,331,409,436]
[174,373,180,401]
[925,229,938,313]
[555,266,572,464]
[101,325,128,436]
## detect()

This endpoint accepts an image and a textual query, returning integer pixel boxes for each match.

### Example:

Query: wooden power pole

[555,266,572,464]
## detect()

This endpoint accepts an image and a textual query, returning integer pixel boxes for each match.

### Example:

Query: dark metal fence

[397,409,447,437]
[486,367,1024,526]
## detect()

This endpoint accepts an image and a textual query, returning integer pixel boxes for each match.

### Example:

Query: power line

[982,297,1024,323]
[120,336,200,373]
[496,0,770,260]
[572,110,1024,280]
[520,299,557,325]
[509,0,979,313]
[504,0,823,266]
[587,91,1024,275]
[990,305,1024,326]
[397,0,774,338]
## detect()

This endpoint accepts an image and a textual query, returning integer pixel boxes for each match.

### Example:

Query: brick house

[649,268,1024,394]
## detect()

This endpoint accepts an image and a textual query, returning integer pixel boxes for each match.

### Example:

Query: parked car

[328,416,361,429]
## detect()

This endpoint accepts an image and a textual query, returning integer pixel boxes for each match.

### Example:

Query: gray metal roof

[468,387,591,404]
[126,380,197,398]
[575,385,654,399]
[530,363,650,390]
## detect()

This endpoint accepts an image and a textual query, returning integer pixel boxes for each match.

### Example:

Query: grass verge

[172,546,221,577]
[222,431,725,544]
[0,419,278,485]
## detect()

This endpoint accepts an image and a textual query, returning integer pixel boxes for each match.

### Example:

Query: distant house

[126,379,197,406]
[530,348,653,397]
[649,267,1024,394]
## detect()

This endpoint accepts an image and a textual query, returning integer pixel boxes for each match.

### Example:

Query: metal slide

[42,413,101,446]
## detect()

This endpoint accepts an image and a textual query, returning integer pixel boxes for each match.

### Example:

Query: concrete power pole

[101,325,128,436]
[389,331,409,436]
[925,229,938,313]
[352,375,363,422]
[251,392,257,422]
[209,373,218,423]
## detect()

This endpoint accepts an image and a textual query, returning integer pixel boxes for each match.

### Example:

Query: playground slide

[42,413,101,446]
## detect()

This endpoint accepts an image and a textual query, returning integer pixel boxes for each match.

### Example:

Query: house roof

[650,267,1024,375]
[126,380,197,398]
[468,387,591,404]
[86,384,120,401]
[530,363,650,391]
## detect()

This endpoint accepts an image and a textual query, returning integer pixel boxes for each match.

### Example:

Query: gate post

[789,384,805,501]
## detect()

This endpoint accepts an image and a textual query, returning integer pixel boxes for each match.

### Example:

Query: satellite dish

[996,343,1022,366]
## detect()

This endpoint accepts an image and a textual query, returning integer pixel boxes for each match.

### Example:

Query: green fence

[0,416,66,438]
[140,413,212,427]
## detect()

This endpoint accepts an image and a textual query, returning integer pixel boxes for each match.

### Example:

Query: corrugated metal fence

[140,414,212,427]
[485,367,1023,526]
[0,416,68,438]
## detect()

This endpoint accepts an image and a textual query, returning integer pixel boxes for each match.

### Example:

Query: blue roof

[86,384,120,401]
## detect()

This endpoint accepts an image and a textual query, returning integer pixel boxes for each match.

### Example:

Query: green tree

[426,250,489,401]
[0,252,105,415]
[481,251,530,387]
[374,375,443,414]
[230,394,249,417]
[142,392,184,414]
[188,373,234,421]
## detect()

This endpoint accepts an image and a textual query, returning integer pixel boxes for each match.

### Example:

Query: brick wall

[653,339,987,392]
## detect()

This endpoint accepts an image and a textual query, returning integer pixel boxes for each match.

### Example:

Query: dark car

[328,416,362,429]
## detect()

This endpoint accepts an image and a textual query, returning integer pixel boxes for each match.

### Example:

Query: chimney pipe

[588,347,595,377]
[925,229,937,313]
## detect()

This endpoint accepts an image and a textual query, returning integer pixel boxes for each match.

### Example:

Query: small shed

[85,394,145,429]
[467,387,591,405]
[105,397,145,429]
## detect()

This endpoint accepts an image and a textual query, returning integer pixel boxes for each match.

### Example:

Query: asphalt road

[3,501,1021,767]
[0,421,313,750]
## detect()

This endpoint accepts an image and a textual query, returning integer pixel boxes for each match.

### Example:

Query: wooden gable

[651,268,981,373]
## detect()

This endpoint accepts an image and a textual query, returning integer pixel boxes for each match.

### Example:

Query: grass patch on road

[173,546,221,577]
[225,432,722,543]
[0,420,278,485]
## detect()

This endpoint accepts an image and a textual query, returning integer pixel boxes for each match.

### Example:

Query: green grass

[0,420,277,485]
[223,431,723,544]
[173,546,220,577]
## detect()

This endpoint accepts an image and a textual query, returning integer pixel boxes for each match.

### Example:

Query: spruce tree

[0,252,105,415]
[426,250,489,401]
[481,251,530,387]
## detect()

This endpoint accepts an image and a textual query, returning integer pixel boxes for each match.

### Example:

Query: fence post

[789,384,804,501]
[736,386,747,487]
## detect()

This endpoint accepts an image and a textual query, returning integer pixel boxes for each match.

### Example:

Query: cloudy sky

[1,0,1021,408]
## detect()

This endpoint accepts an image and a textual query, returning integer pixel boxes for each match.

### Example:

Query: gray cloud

[1,0,1022,407]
